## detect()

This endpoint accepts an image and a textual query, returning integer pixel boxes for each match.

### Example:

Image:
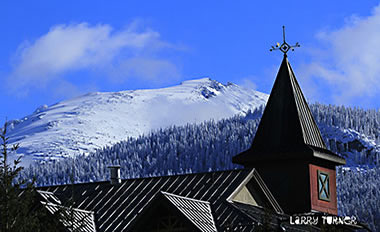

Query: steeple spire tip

[270,26,300,55]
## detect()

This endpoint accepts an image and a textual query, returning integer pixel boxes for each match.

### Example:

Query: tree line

[17,103,380,231]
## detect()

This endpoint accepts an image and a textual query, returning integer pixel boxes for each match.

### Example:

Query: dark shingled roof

[233,55,346,166]
[39,169,317,232]
[37,190,97,232]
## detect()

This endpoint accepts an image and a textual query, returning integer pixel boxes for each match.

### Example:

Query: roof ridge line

[40,169,246,188]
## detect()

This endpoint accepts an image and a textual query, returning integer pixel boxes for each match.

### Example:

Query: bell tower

[233,27,345,215]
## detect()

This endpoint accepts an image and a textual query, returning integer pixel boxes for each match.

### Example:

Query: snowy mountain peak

[33,104,48,114]
[7,78,268,163]
[180,78,226,99]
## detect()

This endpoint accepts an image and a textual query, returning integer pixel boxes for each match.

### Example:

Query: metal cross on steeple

[270,26,300,55]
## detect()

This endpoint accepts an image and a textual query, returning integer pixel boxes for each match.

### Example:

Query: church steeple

[253,55,327,150]
[233,55,345,166]
[233,27,345,215]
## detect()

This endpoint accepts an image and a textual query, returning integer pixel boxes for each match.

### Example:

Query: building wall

[256,161,312,214]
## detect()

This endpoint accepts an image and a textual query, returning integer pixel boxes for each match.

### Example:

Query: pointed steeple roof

[233,55,345,166]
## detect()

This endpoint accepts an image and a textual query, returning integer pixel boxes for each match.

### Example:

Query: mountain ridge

[6,78,380,168]
[7,78,268,163]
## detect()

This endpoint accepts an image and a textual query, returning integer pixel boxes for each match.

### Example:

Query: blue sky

[1,1,380,123]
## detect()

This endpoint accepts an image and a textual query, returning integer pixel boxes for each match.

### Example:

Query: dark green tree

[0,122,65,232]
[0,122,38,231]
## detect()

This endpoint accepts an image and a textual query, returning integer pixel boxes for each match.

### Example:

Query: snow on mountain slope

[7,78,268,163]
[319,125,380,166]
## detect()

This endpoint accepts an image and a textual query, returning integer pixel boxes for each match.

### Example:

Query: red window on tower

[309,164,337,215]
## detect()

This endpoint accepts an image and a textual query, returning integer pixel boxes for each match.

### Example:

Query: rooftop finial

[270,26,300,55]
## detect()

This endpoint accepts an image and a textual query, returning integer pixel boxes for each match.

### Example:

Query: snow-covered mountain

[16,82,380,231]
[7,78,268,163]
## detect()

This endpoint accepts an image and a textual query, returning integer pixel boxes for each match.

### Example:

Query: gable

[227,169,283,214]
[130,192,217,232]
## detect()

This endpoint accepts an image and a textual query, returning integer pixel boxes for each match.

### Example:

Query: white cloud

[238,76,257,90]
[110,57,181,84]
[140,96,235,130]
[7,22,181,95]
[300,4,380,106]
[52,80,98,99]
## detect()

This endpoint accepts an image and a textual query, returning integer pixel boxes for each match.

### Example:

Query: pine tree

[0,122,41,231]
[0,122,68,231]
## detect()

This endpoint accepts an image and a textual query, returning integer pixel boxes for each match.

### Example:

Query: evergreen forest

[20,103,380,231]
